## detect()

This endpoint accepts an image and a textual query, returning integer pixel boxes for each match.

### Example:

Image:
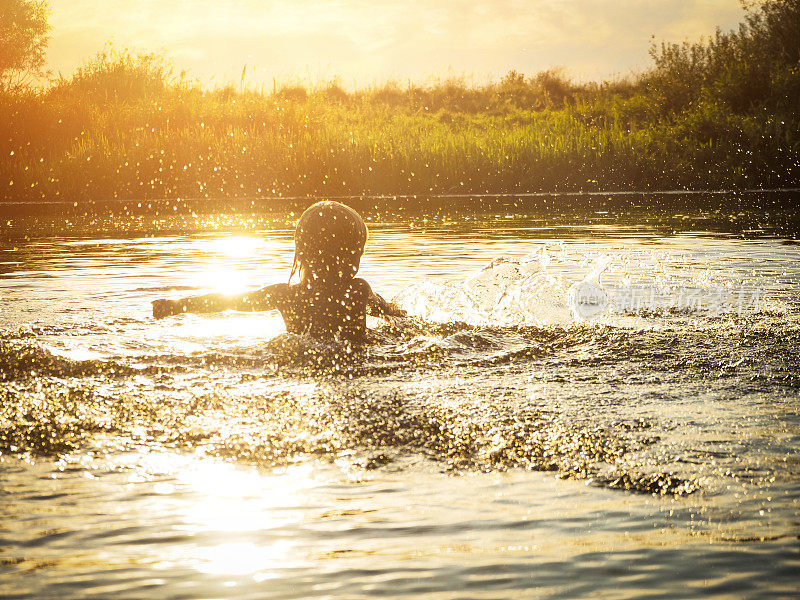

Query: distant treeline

[1,0,799,203]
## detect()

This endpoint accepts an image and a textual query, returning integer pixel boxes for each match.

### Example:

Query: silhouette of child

[152,201,405,343]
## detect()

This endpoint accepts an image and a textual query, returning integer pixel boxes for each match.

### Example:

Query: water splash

[394,243,775,327]
[394,246,574,326]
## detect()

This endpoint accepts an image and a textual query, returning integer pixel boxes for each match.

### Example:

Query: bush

[51,47,174,102]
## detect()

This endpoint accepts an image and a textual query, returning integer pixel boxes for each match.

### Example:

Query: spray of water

[394,246,577,326]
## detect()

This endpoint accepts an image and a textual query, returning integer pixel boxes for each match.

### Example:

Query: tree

[0,0,51,92]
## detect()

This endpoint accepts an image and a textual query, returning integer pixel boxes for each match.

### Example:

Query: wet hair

[292,201,368,283]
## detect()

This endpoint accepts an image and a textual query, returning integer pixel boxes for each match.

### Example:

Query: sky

[46,0,747,88]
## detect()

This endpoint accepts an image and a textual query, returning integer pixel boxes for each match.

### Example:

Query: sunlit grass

[3,80,794,203]
[1,1,798,203]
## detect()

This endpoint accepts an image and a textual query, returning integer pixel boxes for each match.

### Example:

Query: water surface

[1,201,799,599]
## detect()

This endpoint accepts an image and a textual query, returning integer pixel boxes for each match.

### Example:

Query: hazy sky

[47,0,747,88]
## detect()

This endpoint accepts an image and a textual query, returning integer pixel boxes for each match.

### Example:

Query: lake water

[1,199,799,599]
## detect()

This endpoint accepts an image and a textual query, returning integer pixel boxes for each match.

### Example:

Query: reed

[2,1,798,204]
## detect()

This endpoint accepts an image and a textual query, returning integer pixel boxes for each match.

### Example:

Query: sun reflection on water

[205,236,271,258]
[159,235,292,345]
[166,312,286,345]
[136,453,319,578]
[189,540,298,578]
[191,265,251,294]
[184,234,290,291]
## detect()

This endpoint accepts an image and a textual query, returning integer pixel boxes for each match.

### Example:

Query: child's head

[293,201,367,284]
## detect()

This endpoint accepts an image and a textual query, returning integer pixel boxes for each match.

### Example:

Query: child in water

[152,201,405,343]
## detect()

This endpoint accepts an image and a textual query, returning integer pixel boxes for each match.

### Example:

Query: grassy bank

[1,1,799,203]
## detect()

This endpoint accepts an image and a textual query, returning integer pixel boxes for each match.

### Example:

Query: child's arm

[152,284,286,319]
[367,289,406,318]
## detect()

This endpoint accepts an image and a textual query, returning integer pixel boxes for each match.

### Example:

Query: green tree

[0,0,51,92]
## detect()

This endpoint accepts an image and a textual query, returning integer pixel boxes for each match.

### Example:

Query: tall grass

[2,1,799,204]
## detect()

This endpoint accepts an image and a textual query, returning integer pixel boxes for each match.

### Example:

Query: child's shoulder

[251,282,291,307]
[350,277,372,295]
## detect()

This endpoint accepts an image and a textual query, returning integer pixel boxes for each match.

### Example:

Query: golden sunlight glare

[46,0,746,87]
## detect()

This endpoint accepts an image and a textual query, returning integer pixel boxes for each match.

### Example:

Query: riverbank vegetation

[1,0,798,203]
